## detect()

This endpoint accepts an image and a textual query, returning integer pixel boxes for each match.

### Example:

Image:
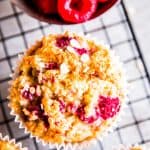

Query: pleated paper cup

[112,144,147,150]
[0,133,28,150]
[8,32,128,150]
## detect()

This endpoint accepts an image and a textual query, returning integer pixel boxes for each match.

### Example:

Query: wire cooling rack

[0,0,150,149]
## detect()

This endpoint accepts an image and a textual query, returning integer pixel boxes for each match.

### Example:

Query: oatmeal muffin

[9,32,126,144]
[0,134,27,150]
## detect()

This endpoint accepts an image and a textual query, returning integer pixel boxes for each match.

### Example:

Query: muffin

[9,32,126,145]
[129,146,143,150]
[114,145,145,150]
[0,134,27,150]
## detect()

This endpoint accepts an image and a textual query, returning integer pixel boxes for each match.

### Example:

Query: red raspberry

[82,115,99,124]
[56,36,72,48]
[67,103,78,113]
[27,105,49,128]
[21,88,35,101]
[76,106,86,121]
[98,96,120,120]
[58,0,98,23]
[45,62,59,70]
[58,100,66,113]
[76,106,99,124]
[21,86,41,101]
[42,115,49,128]
[33,0,57,14]
[75,48,88,55]
[28,105,41,112]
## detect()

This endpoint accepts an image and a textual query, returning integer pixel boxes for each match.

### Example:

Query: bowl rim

[11,0,120,25]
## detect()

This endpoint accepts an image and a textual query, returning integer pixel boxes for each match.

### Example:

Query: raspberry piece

[32,0,57,14]
[82,115,98,124]
[28,105,49,128]
[56,36,72,48]
[75,47,88,55]
[98,96,120,120]
[21,86,41,101]
[67,103,78,113]
[21,89,34,101]
[76,106,99,124]
[21,86,49,128]
[42,115,49,128]
[76,106,85,119]
[58,0,98,23]
[58,100,66,113]
[28,105,41,112]
[21,90,29,99]
[45,62,59,70]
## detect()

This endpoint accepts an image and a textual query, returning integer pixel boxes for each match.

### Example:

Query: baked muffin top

[9,32,126,144]
[0,140,20,150]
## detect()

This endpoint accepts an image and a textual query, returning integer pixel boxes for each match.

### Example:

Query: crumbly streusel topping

[9,32,126,144]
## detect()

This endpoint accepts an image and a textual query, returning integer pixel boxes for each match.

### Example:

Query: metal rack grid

[0,0,150,149]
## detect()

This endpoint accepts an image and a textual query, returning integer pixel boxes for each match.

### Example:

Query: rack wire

[0,0,150,149]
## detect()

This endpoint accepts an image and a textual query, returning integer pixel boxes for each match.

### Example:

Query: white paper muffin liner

[8,32,128,150]
[112,144,148,150]
[0,133,28,150]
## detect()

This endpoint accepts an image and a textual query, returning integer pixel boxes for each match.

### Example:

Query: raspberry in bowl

[11,0,119,24]
[9,32,126,147]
